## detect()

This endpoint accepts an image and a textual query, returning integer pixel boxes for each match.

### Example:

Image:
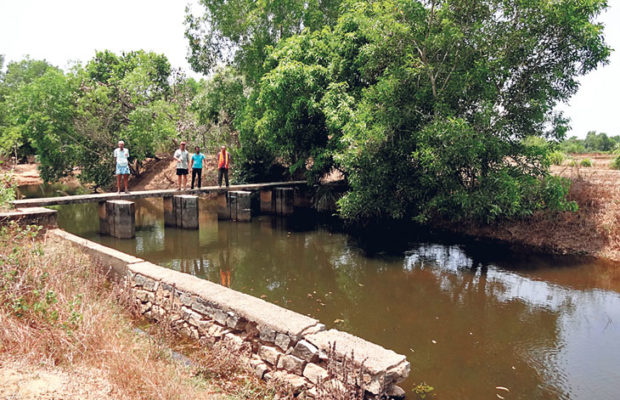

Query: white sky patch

[0,0,202,79]
[1,0,619,138]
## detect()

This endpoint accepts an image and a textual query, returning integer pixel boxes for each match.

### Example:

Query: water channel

[49,197,620,399]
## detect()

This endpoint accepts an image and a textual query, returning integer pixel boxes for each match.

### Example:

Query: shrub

[548,151,565,166]
[0,170,16,209]
[611,155,620,170]
[580,158,593,167]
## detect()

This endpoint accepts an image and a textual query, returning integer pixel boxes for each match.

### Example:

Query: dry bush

[315,343,366,400]
[192,341,296,399]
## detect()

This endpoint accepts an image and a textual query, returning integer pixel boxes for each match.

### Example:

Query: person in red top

[217,145,231,188]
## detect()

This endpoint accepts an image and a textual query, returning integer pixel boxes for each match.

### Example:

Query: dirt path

[129,155,220,191]
[0,360,113,400]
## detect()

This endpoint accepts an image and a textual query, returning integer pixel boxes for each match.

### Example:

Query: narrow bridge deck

[13,181,307,208]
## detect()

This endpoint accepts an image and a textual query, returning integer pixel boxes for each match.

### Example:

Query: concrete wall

[49,229,410,398]
[0,207,57,228]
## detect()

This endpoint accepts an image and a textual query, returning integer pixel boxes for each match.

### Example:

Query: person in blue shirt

[190,146,206,189]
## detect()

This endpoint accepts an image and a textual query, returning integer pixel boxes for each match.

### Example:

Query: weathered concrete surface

[260,189,275,214]
[0,207,57,227]
[216,192,230,220]
[175,195,199,229]
[13,181,307,208]
[275,187,294,216]
[48,229,143,279]
[100,200,135,239]
[163,195,199,229]
[163,196,176,227]
[304,329,410,393]
[229,191,252,222]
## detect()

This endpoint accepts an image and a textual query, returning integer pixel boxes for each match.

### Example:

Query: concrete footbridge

[12,181,307,207]
[9,181,308,239]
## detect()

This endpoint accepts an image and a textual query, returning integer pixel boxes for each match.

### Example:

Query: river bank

[0,225,288,400]
[7,153,620,264]
[443,157,620,263]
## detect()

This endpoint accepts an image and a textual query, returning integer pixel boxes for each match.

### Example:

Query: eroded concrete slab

[304,329,409,377]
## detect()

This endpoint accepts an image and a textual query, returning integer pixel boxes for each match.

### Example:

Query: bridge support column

[217,192,231,220]
[163,196,176,227]
[229,191,252,222]
[163,195,199,229]
[275,188,294,216]
[260,189,275,214]
[99,200,135,239]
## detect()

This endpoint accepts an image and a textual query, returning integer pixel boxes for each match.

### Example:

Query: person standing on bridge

[190,146,206,189]
[114,140,130,194]
[174,141,190,190]
[217,145,230,188]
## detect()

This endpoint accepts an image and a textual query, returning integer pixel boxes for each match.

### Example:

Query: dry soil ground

[458,153,620,262]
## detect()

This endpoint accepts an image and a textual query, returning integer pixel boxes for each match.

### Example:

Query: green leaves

[233,0,608,223]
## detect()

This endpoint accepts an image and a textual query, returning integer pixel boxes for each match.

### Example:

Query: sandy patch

[0,360,113,400]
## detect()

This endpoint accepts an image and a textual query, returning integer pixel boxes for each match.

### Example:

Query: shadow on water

[55,198,620,400]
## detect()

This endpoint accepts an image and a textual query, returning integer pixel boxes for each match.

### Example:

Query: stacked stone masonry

[50,229,410,398]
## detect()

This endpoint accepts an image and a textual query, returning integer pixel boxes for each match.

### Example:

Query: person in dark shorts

[190,146,206,189]
[174,141,189,190]
[217,145,230,188]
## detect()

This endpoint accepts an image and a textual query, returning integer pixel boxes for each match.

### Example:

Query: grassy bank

[436,156,620,263]
[0,223,287,400]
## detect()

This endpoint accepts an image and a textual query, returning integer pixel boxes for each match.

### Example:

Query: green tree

[11,69,78,182]
[185,0,343,83]
[583,131,615,152]
[71,50,174,187]
[0,57,58,159]
[559,136,586,154]
[240,0,608,222]
[192,67,246,149]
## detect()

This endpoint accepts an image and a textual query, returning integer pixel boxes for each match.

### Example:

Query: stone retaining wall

[49,229,410,398]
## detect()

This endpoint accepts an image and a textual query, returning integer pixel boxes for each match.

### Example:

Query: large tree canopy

[232,0,609,222]
[184,0,343,83]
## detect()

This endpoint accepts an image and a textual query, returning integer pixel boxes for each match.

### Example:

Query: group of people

[113,141,231,194]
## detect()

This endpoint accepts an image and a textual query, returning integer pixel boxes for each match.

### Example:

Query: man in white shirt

[113,140,130,194]
[174,141,190,190]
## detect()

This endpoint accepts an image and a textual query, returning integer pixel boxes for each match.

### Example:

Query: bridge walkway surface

[12,181,307,208]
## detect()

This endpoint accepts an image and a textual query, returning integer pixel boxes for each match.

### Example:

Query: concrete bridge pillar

[229,191,252,222]
[99,200,135,239]
[217,192,231,220]
[163,195,199,229]
[260,189,275,214]
[275,188,294,216]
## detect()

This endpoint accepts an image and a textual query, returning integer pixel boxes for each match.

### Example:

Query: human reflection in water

[218,226,233,288]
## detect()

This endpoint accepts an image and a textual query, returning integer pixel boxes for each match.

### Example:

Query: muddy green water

[54,198,620,399]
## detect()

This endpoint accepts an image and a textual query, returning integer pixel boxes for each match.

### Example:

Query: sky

[1,0,619,138]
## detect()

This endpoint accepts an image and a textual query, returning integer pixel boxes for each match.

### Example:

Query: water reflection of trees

[79,211,620,400]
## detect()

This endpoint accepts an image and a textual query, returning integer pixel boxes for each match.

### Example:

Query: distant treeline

[559,132,620,154]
